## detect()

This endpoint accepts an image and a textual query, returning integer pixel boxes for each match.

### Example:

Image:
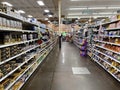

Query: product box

[117,15,120,20]
[108,23,116,29]
[116,21,120,28]
[110,15,117,21]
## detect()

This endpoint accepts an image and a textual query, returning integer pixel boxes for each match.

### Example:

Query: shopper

[59,34,62,49]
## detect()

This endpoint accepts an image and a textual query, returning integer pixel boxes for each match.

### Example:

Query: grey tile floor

[22,42,120,90]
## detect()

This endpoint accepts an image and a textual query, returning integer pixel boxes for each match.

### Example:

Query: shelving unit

[0,12,39,26]
[86,26,94,58]
[0,5,58,90]
[73,28,87,56]
[91,16,120,82]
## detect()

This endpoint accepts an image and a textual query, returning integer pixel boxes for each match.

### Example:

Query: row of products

[0,5,39,25]
[94,49,120,69]
[0,43,37,62]
[106,21,120,29]
[11,58,38,90]
[103,37,120,44]
[0,5,23,20]
[0,56,36,90]
[104,44,120,52]
[104,31,120,36]
[0,32,38,44]
[96,41,120,53]
[0,17,22,30]
[0,45,22,61]
[11,47,52,90]
[93,55,120,80]
[0,40,55,90]
[0,55,26,79]
[92,15,120,82]
[40,30,50,42]
[96,14,120,26]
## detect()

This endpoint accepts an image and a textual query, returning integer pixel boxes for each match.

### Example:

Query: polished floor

[22,42,120,90]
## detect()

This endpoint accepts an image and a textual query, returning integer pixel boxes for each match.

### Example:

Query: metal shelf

[1,39,57,89]
[0,28,38,33]
[17,41,57,90]
[0,12,22,21]
[0,12,38,26]
[94,49,120,64]
[94,39,120,46]
[95,45,120,56]
[93,58,120,82]
[95,19,120,27]
[93,53,120,72]
[0,38,39,49]
[104,27,120,31]
[0,45,40,65]
[5,53,37,90]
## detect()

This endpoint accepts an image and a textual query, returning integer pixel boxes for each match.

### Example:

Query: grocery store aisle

[22,42,120,90]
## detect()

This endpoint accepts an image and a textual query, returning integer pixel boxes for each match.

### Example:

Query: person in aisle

[59,34,62,49]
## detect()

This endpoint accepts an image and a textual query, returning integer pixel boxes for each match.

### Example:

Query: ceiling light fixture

[70,0,84,1]
[1,2,13,7]
[17,10,25,14]
[69,7,87,10]
[44,9,49,13]
[68,13,82,15]
[68,12,116,16]
[98,12,114,14]
[37,1,45,6]
[108,7,120,9]
[48,15,53,17]
[28,15,33,18]
[89,7,106,9]
[67,15,112,18]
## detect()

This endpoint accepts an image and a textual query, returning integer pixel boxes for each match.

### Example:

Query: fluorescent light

[67,14,112,18]
[73,12,116,15]
[68,12,113,16]
[1,2,13,7]
[28,15,33,18]
[37,1,45,6]
[108,7,120,9]
[69,7,87,10]
[17,10,25,13]
[70,0,86,1]
[89,7,106,9]
[99,12,113,14]
[48,15,52,17]
[44,9,49,13]
[68,13,82,15]
[45,18,48,20]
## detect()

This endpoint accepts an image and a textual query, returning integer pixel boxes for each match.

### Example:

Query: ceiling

[61,0,120,18]
[0,0,58,20]
[1,0,120,23]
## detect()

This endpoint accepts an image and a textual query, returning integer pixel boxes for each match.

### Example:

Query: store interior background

[1,0,120,33]
[0,0,120,90]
